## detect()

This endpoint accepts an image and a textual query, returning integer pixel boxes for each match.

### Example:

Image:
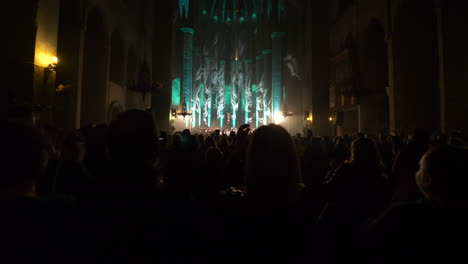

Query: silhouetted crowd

[2,109,468,264]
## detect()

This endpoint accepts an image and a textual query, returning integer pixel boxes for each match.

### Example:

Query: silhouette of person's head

[350,137,384,169]
[1,121,46,198]
[205,147,223,163]
[246,124,301,202]
[416,145,468,206]
[205,136,217,149]
[411,128,429,144]
[108,110,159,166]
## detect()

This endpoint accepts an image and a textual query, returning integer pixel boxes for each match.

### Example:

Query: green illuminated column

[171,78,181,107]
[271,32,286,122]
[225,84,232,129]
[244,59,253,125]
[255,54,263,128]
[263,49,272,125]
[180,27,194,128]
[231,60,239,129]
[218,60,226,128]
[199,83,205,127]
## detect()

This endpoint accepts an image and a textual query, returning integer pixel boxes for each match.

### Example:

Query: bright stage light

[274,112,285,124]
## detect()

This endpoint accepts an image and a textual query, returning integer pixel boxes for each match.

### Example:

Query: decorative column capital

[180,27,195,35]
[271,32,286,39]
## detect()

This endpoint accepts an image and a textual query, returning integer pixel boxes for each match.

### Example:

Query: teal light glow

[272,32,285,122]
[202,9,207,15]
[218,60,226,129]
[171,78,181,107]
[267,1,272,18]
[213,15,219,23]
[240,16,245,23]
[225,84,232,127]
[278,0,286,22]
[178,0,189,19]
[241,87,246,125]
[221,0,226,22]
[262,49,272,54]
[212,94,217,127]
[252,84,258,128]
[192,104,196,128]
[208,93,212,127]
[180,27,195,125]
[252,13,257,19]
[199,84,205,127]
[226,17,231,23]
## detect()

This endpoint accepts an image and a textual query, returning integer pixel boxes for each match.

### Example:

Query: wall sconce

[45,56,58,73]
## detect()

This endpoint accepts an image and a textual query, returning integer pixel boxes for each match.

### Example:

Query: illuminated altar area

[170,0,305,132]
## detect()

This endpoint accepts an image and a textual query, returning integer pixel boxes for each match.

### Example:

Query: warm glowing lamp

[45,56,58,73]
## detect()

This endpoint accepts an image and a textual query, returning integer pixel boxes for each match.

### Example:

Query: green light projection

[178,0,189,19]
[224,84,232,128]
[252,84,258,128]
[218,60,226,128]
[199,83,205,127]
[244,59,253,125]
[263,49,272,125]
[171,78,181,107]
[180,27,195,128]
[272,32,285,121]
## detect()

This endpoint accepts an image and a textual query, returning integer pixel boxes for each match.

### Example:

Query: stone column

[218,60,226,128]
[262,49,272,125]
[180,27,194,127]
[271,32,286,123]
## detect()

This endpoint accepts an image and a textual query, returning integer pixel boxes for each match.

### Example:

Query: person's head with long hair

[350,137,384,169]
[416,145,468,207]
[245,124,302,203]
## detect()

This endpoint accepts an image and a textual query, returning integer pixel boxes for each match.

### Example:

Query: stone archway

[80,8,109,127]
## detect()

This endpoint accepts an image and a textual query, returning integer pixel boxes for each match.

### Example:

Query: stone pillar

[218,60,226,128]
[271,32,286,123]
[262,49,272,125]
[255,54,263,128]
[180,27,194,127]
[244,59,253,126]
